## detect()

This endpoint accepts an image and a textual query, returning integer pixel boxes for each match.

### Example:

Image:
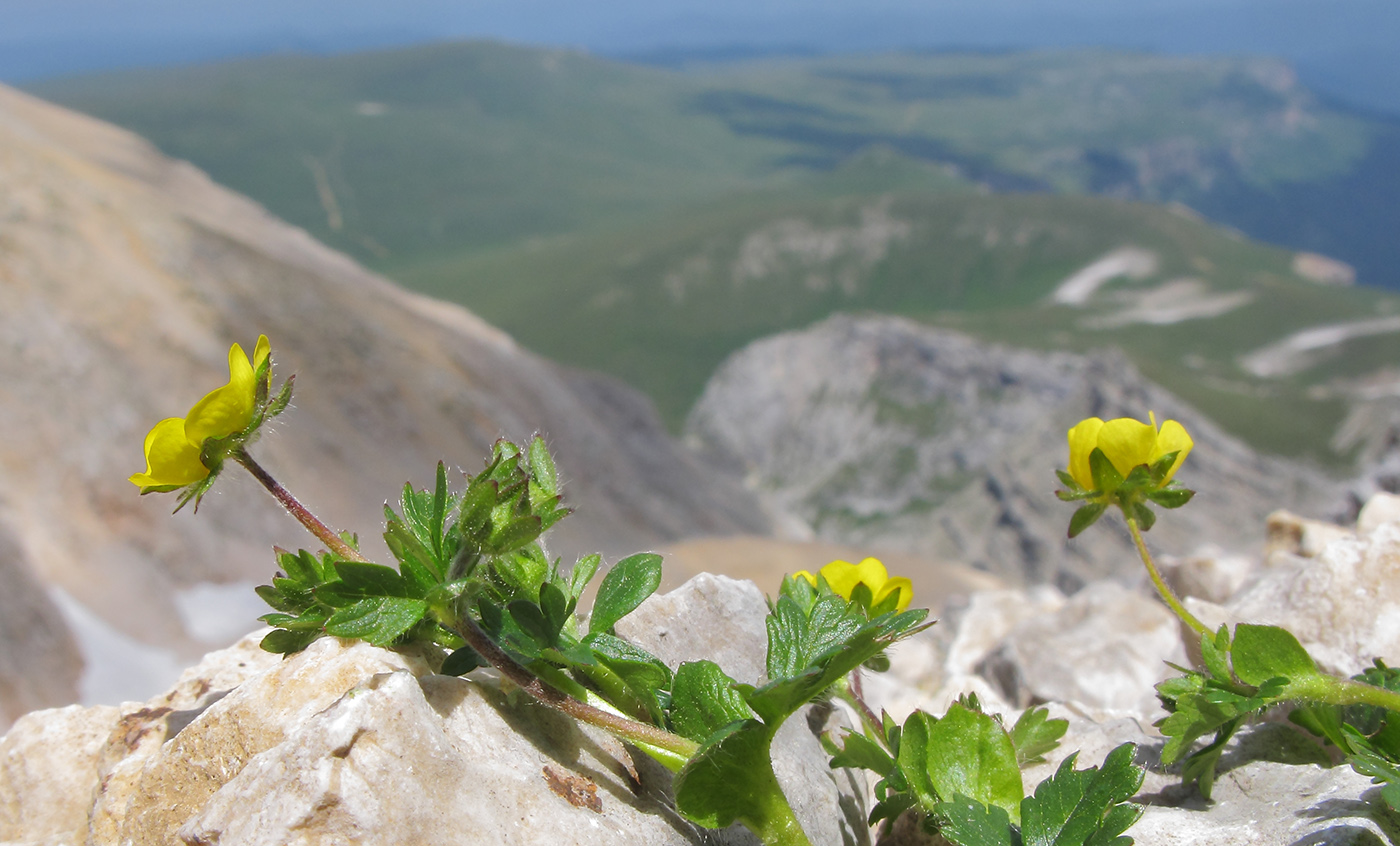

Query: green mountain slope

[29,41,1390,278]
[397,187,1399,466]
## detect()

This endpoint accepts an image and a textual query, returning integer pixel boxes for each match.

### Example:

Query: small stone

[1265,509,1353,559]
[1159,546,1255,604]
[1357,491,1400,536]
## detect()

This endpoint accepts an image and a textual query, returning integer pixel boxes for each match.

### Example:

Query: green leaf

[493,544,550,597]
[1146,488,1194,509]
[1179,721,1239,800]
[333,561,408,597]
[568,553,602,602]
[936,796,1017,846]
[670,660,756,743]
[913,703,1024,825]
[507,600,557,649]
[527,436,558,498]
[485,515,544,555]
[1129,501,1156,532]
[324,596,427,646]
[1055,469,1084,492]
[766,593,866,680]
[266,374,295,418]
[589,553,664,635]
[277,548,319,585]
[1068,503,1106,538]
[255,583,298,613]
[1230,624,1319,686]
[441,647,484,676]
[1148,451,1179,484]
[830,731,897,778]
[673,721,797,838]
[1200,626,1232,682]
[457,477,497,544]
[750,606,927,725]
[539,582,569,634]
[259,607,327,632]
[1020,743,1144,846]
[383,520,441,595]
[259,628,320,654]
[586,632,673,721]
[1011,707,1069,766]
[1089,448,1123,495]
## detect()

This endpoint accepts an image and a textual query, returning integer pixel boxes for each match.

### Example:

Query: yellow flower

[130,336,271,491]
[794,557,913,612]
[1066,412,1192,491]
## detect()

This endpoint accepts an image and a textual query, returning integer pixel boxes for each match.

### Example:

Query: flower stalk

[1125,516,1209,638]
[232,448,368,564]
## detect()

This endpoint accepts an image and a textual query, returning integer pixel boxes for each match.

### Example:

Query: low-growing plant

[1057,413,1400,811]
[132,336,1149,845]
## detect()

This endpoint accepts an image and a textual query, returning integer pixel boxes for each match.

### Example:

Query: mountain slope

[27,42,1399,286]
[0,82,767,724]
[399,188,1400,465]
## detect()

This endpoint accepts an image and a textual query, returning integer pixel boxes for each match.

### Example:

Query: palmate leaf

[902,704,1023,825]
[749,605,927,725]
[1011,707,1069,767]
[324,596,428,646]
[937,796,1017,846]
[1019,744,1143,846]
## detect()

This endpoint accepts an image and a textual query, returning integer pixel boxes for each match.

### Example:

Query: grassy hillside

[396,185,1399,466]
[30,41,1392,280]
[28,40,1400,465]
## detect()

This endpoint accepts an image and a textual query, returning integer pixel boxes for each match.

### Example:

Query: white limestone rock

[978,582,1186,716]
[1227,521,1400,677]
[1357,491,1400,536]
[0,574,874,846]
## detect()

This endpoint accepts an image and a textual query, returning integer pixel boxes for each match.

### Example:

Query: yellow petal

[818,559,862,599]
[129,417,209,488]
[1152,419,1193,483]
[1096,417,1157,477]
[253,335,271,371]
[184,342,258,445]
[851,557,891,592]
[1066,417,1104,489]
[874,576,914,612]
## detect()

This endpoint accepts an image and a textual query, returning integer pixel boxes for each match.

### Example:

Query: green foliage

[830,695,1139,846]
[936,745,1143,846]
[256,439,578,653]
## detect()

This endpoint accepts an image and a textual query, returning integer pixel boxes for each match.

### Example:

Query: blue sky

[3,0,1397,113]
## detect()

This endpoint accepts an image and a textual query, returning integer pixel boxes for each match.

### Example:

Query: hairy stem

[233,448,368,563]
[1126,515,1209,637]
[837,672,884,743]
[451,614,699,760]
[1295,674,1400,714]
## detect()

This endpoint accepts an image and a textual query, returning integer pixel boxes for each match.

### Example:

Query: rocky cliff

[0,83,768,725]
[686,314,1340,589]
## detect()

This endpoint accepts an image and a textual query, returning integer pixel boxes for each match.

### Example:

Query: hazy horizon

[3,0,1398,115]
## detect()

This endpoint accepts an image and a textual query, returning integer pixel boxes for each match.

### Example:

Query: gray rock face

[0,518,81,726]
[0,82,768,719]
[686,314,1337,588]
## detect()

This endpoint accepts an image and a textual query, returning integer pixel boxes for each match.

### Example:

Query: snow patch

[1050,247,1158,306]
[48,588,185,706]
